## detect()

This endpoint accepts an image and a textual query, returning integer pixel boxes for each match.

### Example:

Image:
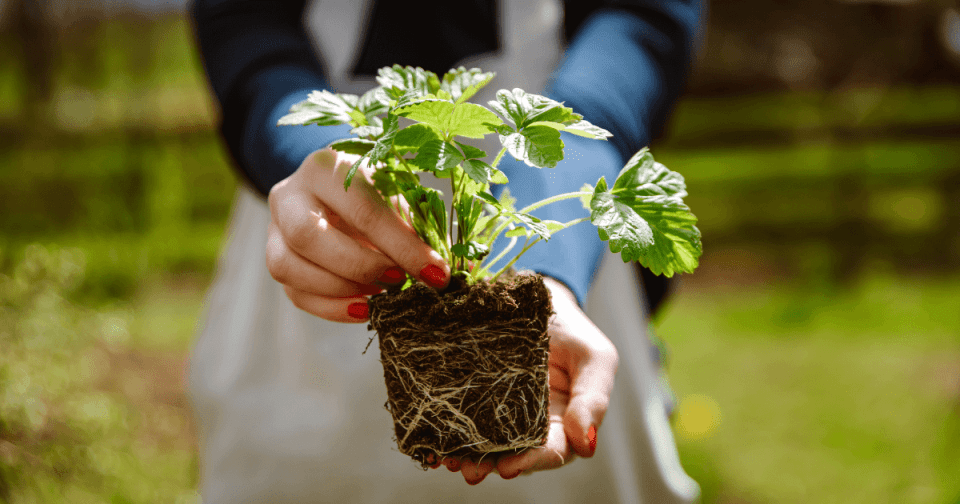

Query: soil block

[368,273,552,467]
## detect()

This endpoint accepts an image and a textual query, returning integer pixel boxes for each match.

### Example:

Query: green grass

[659,273,960,504]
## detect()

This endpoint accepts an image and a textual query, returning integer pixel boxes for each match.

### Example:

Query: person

[187,0,705,501]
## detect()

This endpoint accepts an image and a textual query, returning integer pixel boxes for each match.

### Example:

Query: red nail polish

[588,425,597,454]
[501,470,521,480]
[420,264,446,288]
[378,266,406,283]
[347,302,369,319]
[359,284,385,295]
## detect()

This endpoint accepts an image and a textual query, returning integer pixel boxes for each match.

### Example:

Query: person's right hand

[266,147,450,323]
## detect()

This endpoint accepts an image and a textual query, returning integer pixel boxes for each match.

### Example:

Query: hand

[451,276,620,484]
[266,148,449,322]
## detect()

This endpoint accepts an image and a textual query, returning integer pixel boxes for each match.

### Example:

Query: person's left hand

[441,276,620,484]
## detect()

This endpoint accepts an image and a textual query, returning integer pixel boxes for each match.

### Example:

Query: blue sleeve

[493,4,704,306]
[190,0,349,195]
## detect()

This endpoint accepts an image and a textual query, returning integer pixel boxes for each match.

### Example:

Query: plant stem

[490,147,508,169]
[484,190,592,249]
[473,233,518,280]
[516,190,592,215]
[489,237,540,283]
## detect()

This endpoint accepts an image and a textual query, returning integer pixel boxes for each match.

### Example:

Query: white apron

[188,1,699,502]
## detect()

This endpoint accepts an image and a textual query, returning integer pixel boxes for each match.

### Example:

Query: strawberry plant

[280,65,701,466]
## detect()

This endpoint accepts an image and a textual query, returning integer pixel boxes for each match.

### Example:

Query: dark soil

[368,273,552,467]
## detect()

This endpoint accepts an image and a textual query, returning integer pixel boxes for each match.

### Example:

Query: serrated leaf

[343,155,367,191]
[515,212,552,240]
[393,123,442,155]
[442,67,496,104]
[455,141,487,160]
[590,173,701,276]
[358,87,391,119]
[488,88,581,129]
[351,124,383,138]
[461,159,492,185]
[528,119,612,140]
[329,138,376,156]
[500,125,564,168]
[561,119,612,140]
[396,100,503,138]
[612,148,688,198]
[476,191,501,207]
[366,114,400,164]
[412,139,464,174]
[376,65,440,100]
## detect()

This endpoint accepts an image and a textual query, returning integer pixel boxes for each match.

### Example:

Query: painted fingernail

[378,266,406,284]
[445,459,461,472]
[420,264,446,288]
[347,302,369,319]
[588,425,597,454]
[359,284,385,295]
[500,469,521,480]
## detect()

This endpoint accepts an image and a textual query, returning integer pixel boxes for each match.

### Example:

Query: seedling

[279,65,702,466]
[279,65,702,285]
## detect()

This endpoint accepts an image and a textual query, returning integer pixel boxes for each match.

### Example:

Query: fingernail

[445,458,460,472]
[347,302,369,319]
[588,425,597,454]
[377,266,406,284]
[420,264,446,288]
[501,470,521,480]
[359,284,385,295]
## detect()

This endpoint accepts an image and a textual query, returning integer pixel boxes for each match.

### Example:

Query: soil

[368,273,553,467]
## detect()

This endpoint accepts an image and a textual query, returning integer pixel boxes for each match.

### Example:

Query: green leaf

[612,148,688,198]
[376,65,440,100]
[451,241,490,260]
[278,90,358,127]
[350,123,383,138]
[412,140,464,174]
[395,100,503,138]
[579,182,595,210]
[344,114,399,189]
[372,169,419,198]
[514,212,552,240]
[393,123,442,154]
[488,88,581,129]
[476,191,501,207]
[367,114,400,164]
[329,138,376,156]
[500,125,564,168]
[590,170,701,276]
[398,183,447,250]
[442,67,496,104]
[358,87,391,120]
[498,187,517,213]
[527,119,612,140]
[455,141,487,160]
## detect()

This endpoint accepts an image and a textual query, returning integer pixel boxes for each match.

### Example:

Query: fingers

[282,286,371,323]
[306,149,450,289]
[542,276,619,459]
[266,222,385,298]
[497,388,573,478]
[460,457,496,485]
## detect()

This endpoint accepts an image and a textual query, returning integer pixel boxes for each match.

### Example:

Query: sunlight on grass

[659,273,960,504]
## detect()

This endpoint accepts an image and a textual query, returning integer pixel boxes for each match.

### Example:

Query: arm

[495,1,705,307]
[190,0,351,195]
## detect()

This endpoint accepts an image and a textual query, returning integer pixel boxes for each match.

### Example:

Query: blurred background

[0,0,958,502]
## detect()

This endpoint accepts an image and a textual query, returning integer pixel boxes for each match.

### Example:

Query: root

[368,274,552,468]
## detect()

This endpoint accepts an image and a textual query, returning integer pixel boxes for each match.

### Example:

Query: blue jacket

[190,0,704,308]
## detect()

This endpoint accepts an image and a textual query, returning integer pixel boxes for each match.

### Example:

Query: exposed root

[368,273,552,468]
